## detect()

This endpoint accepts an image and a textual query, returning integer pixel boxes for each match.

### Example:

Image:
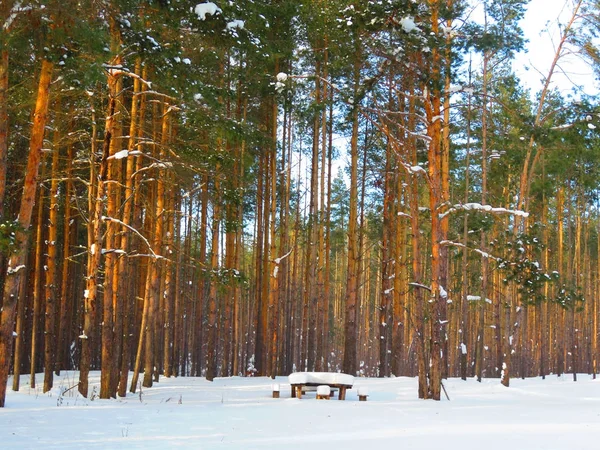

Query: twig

[441,381,450,401]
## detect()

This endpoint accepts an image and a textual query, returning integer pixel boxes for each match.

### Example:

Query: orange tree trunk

[43,121,62,393]
[0,59,53,407]
[30,164,47,388]
[206,170,221,381]
[117,59,143,396]
[142,104,170,387]
[342,47,361,376]
[0,48,7,220]
[424,0,445,401]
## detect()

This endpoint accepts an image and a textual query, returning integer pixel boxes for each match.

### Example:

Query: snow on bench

[316,385,331,400]
[288,372,355,400]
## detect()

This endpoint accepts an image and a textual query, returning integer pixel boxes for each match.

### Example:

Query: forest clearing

[3,371,600,449]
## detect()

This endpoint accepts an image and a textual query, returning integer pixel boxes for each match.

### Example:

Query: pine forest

[2,0,600,407]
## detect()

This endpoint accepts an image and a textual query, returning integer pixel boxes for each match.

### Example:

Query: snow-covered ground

[2,372,600,449]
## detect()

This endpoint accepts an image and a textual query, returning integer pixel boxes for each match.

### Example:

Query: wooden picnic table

[288,372,355,400]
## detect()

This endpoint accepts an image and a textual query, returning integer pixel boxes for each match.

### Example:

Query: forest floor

[2,371,600,449]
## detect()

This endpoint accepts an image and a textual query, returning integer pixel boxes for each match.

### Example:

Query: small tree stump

[272,384,280,398]
[358,386,368,402]
[316,385,330,400]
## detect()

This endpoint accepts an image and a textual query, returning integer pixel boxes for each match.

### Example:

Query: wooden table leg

[291,385,296,398]
[296,385,303,399]
[339,386,346,400]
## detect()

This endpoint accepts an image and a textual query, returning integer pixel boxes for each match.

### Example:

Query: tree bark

[43,119,62,393]
[30,163,47,388]
[142,103,170,387]
[0,48,8,221]
[0,59,53,407]
[342,47,361,376]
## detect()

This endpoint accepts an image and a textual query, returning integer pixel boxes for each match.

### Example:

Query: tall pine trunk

[342,47,361,376]
[43,118,62,393]
[0,59,53,407]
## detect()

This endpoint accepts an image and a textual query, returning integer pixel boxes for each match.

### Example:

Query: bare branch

[101,216,161,259]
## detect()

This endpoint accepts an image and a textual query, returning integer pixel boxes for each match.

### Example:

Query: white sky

[514,0,598,97]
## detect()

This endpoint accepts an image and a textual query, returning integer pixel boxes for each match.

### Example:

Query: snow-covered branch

[7,264,26,275]
[440,240,498,261]
[272,248,294,277]
[3,2,33,31]
[439,203,529,219]
[103,64,153,88]
[101,216,162,260]
[409,282,432,292]
[132,161,174,178]
[133,90,178,102]
[273,248,294,265]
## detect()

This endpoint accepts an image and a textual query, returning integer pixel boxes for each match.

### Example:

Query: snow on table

[288,372,354,386]
[288,372,355,400]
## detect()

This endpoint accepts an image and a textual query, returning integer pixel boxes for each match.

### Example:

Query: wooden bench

[301,385,338,395]
[288,372,354,400]
[291,382,351,400]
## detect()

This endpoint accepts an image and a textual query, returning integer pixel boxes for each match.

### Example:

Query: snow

[316,385,330,396]
[288,372,355,386]
[440,203,529,219]
[439,285,448,299]
[551,123,574,130]
[194,2,221,20]
[145,35,160,49]
[108,149,129,160]
[3,372,600,449]
[399,16,419,33]
[6,265,25,274]
[226,20,245,30]
[409,165,426,175]
[276,72,288,82]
